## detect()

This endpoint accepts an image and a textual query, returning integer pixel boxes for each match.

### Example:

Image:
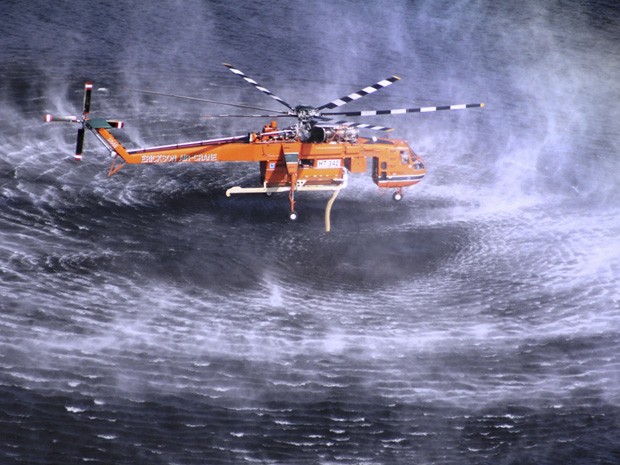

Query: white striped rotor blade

[333,120,393,132]
[322,102,485,117]
[203,113,293,118]
[316,75,401,111]
[223,63,294,111]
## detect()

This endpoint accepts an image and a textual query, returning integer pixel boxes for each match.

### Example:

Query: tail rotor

[44,82,93,161]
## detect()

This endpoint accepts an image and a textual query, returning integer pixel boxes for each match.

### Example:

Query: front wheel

[289,211,298,221]
[392,192,403,202]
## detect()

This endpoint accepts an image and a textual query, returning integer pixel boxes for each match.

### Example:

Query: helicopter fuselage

[95,120,425,196]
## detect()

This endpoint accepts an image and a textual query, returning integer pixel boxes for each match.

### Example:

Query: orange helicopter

[44,64,484,231]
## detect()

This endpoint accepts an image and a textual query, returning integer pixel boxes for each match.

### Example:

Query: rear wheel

[289,211,298,221]
[392,192,403,202]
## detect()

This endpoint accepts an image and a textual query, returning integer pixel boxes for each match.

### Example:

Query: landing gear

[392,189,404,202]
[288,188,297,221]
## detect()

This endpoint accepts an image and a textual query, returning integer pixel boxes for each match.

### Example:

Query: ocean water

[1,1,619,464]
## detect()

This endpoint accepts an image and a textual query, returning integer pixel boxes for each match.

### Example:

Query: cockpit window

[400,150,410,165]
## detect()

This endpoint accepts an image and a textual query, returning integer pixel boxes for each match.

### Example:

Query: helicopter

[44,64,484,231]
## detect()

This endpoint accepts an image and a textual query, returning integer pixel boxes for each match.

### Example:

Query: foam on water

[2,0,620,464]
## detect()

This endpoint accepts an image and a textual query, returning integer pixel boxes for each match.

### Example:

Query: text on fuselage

[141,153,218,163]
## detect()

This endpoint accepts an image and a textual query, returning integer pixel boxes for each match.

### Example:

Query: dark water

[1,1,619,464]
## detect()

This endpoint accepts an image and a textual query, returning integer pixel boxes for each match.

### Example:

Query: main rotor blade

[332,120,393,132]
[130,89,289,114]
[316,75,401,111]
[203,114,294,118]
[223,63,295,111]
[322,102,485,117]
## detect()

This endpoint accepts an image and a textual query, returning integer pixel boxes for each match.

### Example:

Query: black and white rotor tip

[83,82,93,114]
[44,114,78,123]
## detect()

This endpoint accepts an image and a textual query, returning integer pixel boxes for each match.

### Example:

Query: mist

[2,1,620,463]
[3,0,614,208]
